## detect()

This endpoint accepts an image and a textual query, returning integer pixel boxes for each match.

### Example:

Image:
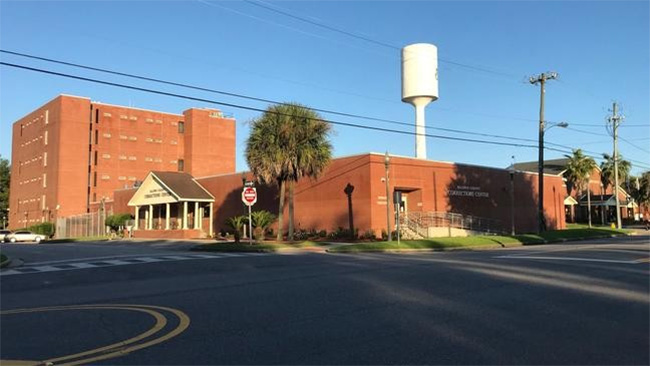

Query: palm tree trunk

[276,179,285,241]
[288,180,294,241]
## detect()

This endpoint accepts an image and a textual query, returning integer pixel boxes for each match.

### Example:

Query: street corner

[0,304,189,365]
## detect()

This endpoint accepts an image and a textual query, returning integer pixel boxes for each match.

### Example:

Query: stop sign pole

[242,184,257,245]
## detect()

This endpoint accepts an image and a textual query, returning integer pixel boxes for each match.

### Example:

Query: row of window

[18,173,46,187]
[19,131,48,147]
[16,195,47,210]
[19,110,49,135]
[100,112,184,131]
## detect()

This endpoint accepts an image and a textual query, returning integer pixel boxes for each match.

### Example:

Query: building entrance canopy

[128,171,215,236]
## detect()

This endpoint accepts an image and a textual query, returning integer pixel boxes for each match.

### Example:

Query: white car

[0,230,11,243]
[6,231,47,243]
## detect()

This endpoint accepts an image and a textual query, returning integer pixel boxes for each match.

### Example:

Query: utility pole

[384,152,392,242]
[608,102,624,229]
[529,71,558,233]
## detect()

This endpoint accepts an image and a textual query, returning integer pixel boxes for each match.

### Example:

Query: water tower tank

[401,43,438,159]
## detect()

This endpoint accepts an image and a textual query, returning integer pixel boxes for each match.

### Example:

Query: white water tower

[401,43,439,159]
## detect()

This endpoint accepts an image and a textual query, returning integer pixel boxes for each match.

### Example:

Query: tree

[245,103,332,241]
[564,149,597,223]
[225,215,247,244]
[250,210,276,240]
[0,156,9,228]
[630,172,650,208]
[600,153,631,193]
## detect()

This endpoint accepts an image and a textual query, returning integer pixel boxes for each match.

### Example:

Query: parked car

[0,230,11,243]
[5,231,47,243]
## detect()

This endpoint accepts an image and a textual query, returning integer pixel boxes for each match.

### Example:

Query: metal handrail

[399,211,505,236]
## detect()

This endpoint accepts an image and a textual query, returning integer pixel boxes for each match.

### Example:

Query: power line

[4,60,649,171]
[620,136,650,154]
[237,0,521,80]
[0,61,547,150]
[0,49,558,148]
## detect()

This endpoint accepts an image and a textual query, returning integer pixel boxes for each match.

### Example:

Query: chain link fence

[55,209,113,239]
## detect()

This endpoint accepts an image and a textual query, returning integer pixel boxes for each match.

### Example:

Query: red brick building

[114,153,567,238]
[8,95,235,228]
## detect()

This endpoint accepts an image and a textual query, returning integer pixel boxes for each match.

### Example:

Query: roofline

[12,94,90,124]
[91,101,184,117]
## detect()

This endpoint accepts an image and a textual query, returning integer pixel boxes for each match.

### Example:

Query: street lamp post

[510,156,516,235]
[384,152,392,242]
[536,120,568,232]
[600,183,605,226]
[586,173,592,228]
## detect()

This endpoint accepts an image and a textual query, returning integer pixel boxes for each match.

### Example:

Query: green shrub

[28,222,55,237]
[105,214,133,232]
[328,227,358,240]
[318,229,327,238]
[225,215,247,244]
[362,229,377,240]
[250,210,276,241]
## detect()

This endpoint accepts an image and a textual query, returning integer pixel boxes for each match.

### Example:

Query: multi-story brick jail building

[8,94,235,228]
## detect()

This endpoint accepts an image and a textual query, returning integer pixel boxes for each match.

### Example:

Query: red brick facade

[9,95,235,228]
[113,153,566,236]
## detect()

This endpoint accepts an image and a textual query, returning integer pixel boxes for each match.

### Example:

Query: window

[178,122,185,133]
[95,130,99,144]
[178,159,184,172]
[45,110,49,125]
[43,173,47,188]
[93,193,97,202]
[94,151,98,165]
[93,172,97,187]
[95,109,99,124]
[20,124,23,136]
[43,152,47,167]
[42,195,46,210]
[44,131,48,145]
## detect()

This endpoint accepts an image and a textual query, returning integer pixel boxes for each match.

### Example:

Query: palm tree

[564,149,597,226]
[600,153,631,193]
[245,103,332,241]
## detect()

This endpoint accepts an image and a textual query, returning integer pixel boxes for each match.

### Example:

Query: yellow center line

[0,304,190,366]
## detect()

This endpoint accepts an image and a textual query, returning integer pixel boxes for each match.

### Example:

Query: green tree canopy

[600,153,631,193]
[245,103,332,241]
[564,149,597,195]
[0,156,10,225]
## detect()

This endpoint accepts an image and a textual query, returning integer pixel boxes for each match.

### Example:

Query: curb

[326,233,632,254]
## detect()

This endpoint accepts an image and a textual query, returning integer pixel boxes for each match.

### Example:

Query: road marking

[496,255,640,264]
[0,304,190,366]
[0,252,270,276]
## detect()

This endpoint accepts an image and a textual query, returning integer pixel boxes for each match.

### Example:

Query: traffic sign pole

[248,204,252,245]
[241,186,257,244]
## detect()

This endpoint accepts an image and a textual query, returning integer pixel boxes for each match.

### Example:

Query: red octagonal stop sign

[242,187,257,206]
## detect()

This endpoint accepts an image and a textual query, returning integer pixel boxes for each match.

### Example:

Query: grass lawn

[192,240,325,252]
[329,227,631,253]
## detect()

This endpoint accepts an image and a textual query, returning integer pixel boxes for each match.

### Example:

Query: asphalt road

[1,236,649,365]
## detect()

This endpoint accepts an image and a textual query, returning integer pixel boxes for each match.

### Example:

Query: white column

[194,202,199,229]
[199,207,204,229]
[134,206,139,230]
[183,202,188,229]
[209,202,214,237]
[165,203,170,230]
[148,205,153,230]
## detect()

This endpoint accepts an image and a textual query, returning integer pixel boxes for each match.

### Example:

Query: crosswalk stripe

[0,252,270,276]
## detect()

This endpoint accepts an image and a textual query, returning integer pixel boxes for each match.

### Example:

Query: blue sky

[1,0,648,176]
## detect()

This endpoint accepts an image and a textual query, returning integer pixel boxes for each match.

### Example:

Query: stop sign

[242,187,257,206]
